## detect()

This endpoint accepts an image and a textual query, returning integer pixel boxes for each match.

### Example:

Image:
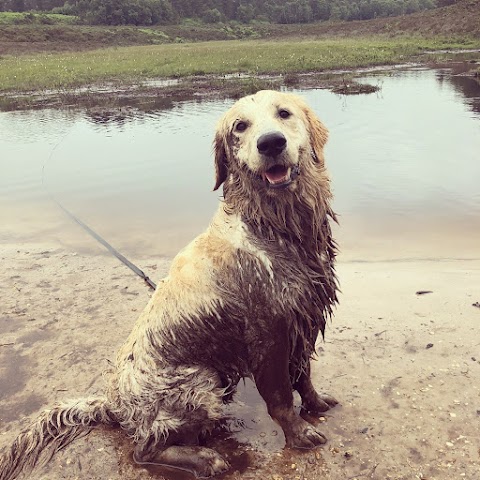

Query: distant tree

[419,0,436,10]
[150,0,176,23]
[404,0,420,14]
[74,0,176,25]
[329,2,346,20]
[278,0,313,23]
[311,0,330,20]
[222,0,239,19]
[387,1,406,17]
[236,3,255,23]
[12,0,25,11]
[169,0,198,18]
[202,7,223,22]
[0,0,440,24]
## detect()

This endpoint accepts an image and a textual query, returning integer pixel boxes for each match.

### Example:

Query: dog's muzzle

[257,131,300,189]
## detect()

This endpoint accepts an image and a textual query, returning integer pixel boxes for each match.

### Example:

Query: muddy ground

[0,239,479,480]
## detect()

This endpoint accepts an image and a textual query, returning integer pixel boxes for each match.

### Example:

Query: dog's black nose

[257,132,287,156]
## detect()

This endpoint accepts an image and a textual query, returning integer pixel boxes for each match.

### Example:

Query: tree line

[0,0,461,25]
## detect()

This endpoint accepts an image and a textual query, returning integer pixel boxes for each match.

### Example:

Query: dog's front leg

[252,327,327,449]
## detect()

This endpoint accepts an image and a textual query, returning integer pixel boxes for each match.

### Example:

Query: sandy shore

[1,239,479,480]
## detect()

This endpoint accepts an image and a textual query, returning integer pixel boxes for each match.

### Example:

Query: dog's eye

[235,121,248,132]
[279,109,291,119]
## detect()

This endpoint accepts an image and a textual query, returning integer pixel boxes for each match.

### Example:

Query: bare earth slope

[299,0,480,38]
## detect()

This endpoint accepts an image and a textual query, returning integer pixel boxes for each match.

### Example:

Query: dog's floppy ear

[213,130,228,191]
[303,104,329,166]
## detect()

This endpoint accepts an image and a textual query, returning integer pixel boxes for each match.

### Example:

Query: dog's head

[213,90,328,193]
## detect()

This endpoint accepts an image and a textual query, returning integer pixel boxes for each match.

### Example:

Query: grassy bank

[1,36,479,93]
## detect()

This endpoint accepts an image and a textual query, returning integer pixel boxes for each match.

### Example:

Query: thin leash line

[41,128,157,291]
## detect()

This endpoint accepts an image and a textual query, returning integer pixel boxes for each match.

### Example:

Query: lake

[1,69,479,262]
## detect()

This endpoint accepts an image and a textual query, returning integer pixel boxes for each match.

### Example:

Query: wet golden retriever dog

[0,90,339,479]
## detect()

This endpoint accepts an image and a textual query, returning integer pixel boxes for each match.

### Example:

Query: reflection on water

[0,69,479,261]
[445,73,480,114]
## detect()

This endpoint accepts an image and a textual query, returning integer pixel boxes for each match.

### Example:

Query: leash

[42,135,157,291]
[54,199,157,291]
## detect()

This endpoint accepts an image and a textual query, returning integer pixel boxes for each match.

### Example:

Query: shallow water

[1,69,479,261]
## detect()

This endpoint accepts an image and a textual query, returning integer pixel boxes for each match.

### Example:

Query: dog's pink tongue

[265,165,289,184]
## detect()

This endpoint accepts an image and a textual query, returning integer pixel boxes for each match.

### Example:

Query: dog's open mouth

[263,165,293,189]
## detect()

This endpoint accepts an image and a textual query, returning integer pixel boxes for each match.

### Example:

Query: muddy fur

[0,90,339,480]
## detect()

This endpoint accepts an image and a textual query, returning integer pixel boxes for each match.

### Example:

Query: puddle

[112,379,330,479]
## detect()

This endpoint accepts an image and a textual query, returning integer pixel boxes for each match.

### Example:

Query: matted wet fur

[0,90,339,480]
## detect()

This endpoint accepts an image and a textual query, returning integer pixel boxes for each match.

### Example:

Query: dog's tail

[0,396,114,480]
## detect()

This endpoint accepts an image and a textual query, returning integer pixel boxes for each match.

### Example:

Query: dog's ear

[303,104,329,166]
[213,131,228,191]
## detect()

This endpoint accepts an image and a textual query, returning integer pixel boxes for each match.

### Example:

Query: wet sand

[1,239,479,480]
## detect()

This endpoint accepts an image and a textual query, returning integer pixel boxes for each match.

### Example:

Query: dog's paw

[285,421,327,449]
[137,445,229,478]
[302,392,339,414]
[192,448,230,478]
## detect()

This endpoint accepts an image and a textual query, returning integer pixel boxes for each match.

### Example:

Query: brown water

[1,69,479,262]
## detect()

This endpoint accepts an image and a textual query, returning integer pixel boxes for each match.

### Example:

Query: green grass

[1,36,479,92]
[0,11,78,25]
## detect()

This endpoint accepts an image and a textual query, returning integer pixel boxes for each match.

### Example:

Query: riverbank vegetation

[1,35,479,93]
[0,0,478,110]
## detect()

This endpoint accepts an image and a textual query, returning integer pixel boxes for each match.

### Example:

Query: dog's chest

[233,238,332,316]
